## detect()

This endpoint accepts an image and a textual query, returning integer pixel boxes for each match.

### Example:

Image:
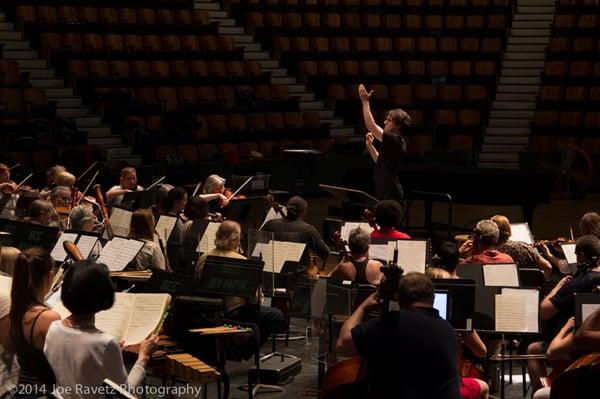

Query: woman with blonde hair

[0,246,21,276]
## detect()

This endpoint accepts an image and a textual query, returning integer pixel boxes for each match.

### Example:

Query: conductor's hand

[365,132,375,147]
[358,84,373,103]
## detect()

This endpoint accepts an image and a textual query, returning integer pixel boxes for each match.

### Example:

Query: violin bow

[192,182,201,197]
[9,163,21,171]
[77,171,99,205]
[146,176,166,191]
[75,161,98,183]
[230,176,254,198]
[16,173,33,189]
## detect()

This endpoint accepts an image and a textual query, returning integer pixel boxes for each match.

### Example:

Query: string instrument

[1,173,38,195]
[220,176,253,206]
[322,249,402,399]
[535,237,576,258]
[332,231,349,263]
[548,352,600,398]
[94,184,114,239]
[266,194,285,217]
[362,209,378,232]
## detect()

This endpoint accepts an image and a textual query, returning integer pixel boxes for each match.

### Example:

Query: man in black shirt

[337,272,461,399]
[360,84,411,200]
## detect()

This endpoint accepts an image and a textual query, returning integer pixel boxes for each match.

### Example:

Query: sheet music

[495,288,539,332]
[396,240,427,274]
[95,293,134,340]
[97,237,145,272]
[561,243,577,265]
[509,223,534,244]
[197,222,220,253]
[0,275,11,297]
[123,293,170,346]
[155,215,177,244]
[340,222,374,242]
[76,235,99,260]
[369,244,389,262]
[251,240,306,273]
[45,287,62,309]
[109,208,132,238]
[483,264,519,287]
[582,303,600,324]
[260,207,285,230]
[50,233,79,262]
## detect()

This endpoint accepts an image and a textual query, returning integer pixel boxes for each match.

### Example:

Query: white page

[509,223,534,244]
[97,238,144,272]
[123,293,169,346]
[386,240,397,264]
[251,241,273,271]
[109,208,132,238]
[260,207,285,230]
[95,293,134,340]
[496,288,539,332]
[45,286,62,309]
[561,243,577,265]
[369,244,389,261]
[0,275,12,296]
[582,303,600,324]
[483,263,519,287]
[340,222,374,242]
[51,233,79,262]
[397,240,427,274]
[197,222,221,253]
[155,215,177,244]
[251,240,305,273]
[76,235,99,260]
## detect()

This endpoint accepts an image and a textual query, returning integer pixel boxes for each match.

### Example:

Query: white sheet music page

[51,232,79,262]
[340,222,374,242]
[75,235,99,260]
[155,215,177,244]
[582,303,600,324]
[251,240,305,273]
[509,223,534,244]
[197,222,221,253]
[251,242,274,270]
[260,208,285,230]
[397,240,427,274]
[109,208,132,238]
[0,275,12,297]
[496,288,539,333]
[370,244,389,262]
[483,264,519,287]
[97,237,143,272]
[561,243,577,265]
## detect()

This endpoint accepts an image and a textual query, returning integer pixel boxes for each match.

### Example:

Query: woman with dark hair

[180,197,210,249]
[129,209,167,270]
[8,248,60,398]
[163,187,187,244]
[261,195,329,264]
[433,241,460,279]
[44,261,158,399]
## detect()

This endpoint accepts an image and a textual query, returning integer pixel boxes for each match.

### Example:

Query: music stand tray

[319,184,380,208]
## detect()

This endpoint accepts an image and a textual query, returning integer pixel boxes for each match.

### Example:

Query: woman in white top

[129,209,167,270]
[44,261,158,399]
[106,167,144,207]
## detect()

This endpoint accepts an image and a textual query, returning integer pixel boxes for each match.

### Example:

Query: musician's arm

[198,193,227,202]
[540,276,572,320]
[573,308,600,351]
[547,317,575,361]
[336,292,379,356]
[536,255,552,279]
[329,261,356,281]
[359,84,383,141]
[106,186,129,201]
[462,329,487,358]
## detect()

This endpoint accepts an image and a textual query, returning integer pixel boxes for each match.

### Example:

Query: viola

[93,184,114,239]
[224,188,246,200]
[332,231,349,263]
[362,209,378,232]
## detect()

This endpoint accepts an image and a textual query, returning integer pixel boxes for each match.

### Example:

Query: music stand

[120,190,156,210]
[223,197,267,232]
[432,279,476,332]
[319,184,380,209]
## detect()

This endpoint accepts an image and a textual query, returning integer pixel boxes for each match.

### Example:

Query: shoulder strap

[29,308,49,345]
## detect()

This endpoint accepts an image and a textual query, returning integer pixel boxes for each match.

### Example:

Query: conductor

[359,84,411,201]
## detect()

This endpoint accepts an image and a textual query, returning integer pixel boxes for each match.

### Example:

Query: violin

[550,352,600,398]
[362,209,378,232]
[535,237,576,258]
[266,194,285,217]
[94,184,114,239]
[332,231,349,263]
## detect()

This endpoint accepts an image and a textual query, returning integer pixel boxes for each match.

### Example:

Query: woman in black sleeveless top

[329,227,383,285]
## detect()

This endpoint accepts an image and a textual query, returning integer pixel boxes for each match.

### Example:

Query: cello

[322,249,402,399]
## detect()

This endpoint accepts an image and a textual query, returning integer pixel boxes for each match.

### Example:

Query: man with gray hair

[329,227,383,285]
[459,219,513,264]
[69,205,95,232]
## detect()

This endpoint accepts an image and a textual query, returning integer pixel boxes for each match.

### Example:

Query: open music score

[50,232,100,262]
[561,242,578,266]
[96,237,145,272]
[197,222,221,253]
[260,207,285,230]
[53,292,170,346]
[340,222,373,242]
[483,264,519,287]
[386,240,427,273]
[509,223,534,245]
[251,240,306,273]
[495,288,539,333]
[155,215,178,244]
[0,275,11,296]
[109,207,133,238]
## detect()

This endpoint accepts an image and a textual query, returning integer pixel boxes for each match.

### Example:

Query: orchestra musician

[329,227,383,285]
[55,171,83,206]
[527,235,600,393]
[0,247,19,397]
[0,246,21,276]
[336,272,461,398]
[459,220,514,264]
[195,221,285,349]
[432,241,461,279]
[69,205,96,233]
[7,248,60,398]
[491,215,552,277]
[41,165,66,195]
[261,196,330,265]
[150,184,173,222]
[359,84,411,201]
[0,163,19,220]
[106,167,144,207]
[199,174,229,213]
[128,209,167,271]
[162,187,187,244]
[28,200,56,227]
[370,199,410,239]
[44,261,159,399]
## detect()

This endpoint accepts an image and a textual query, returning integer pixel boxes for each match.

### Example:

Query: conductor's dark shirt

[352,307,461,399]
[374,132,407,200]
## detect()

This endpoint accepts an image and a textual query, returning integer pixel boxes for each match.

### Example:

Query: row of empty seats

[230,0,512,9]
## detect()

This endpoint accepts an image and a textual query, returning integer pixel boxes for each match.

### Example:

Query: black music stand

[319,183,380,220]
[431,279,476,332]
[223,197,268,232]
[0,219,59,251]
[120,190,156,211]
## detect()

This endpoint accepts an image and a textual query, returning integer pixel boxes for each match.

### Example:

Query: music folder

[319,184,380,208]
[51,231,100,262]
[120,190,156,211]
[575,293,600,327]
[0,218,59,251]
[198,256,264,298]
[509,223,534,245]
[560,242,578,274]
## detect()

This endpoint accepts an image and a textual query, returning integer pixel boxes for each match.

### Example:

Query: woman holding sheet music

[44,261,159,399]
[8,248,60,398]
[129,209,167,271]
